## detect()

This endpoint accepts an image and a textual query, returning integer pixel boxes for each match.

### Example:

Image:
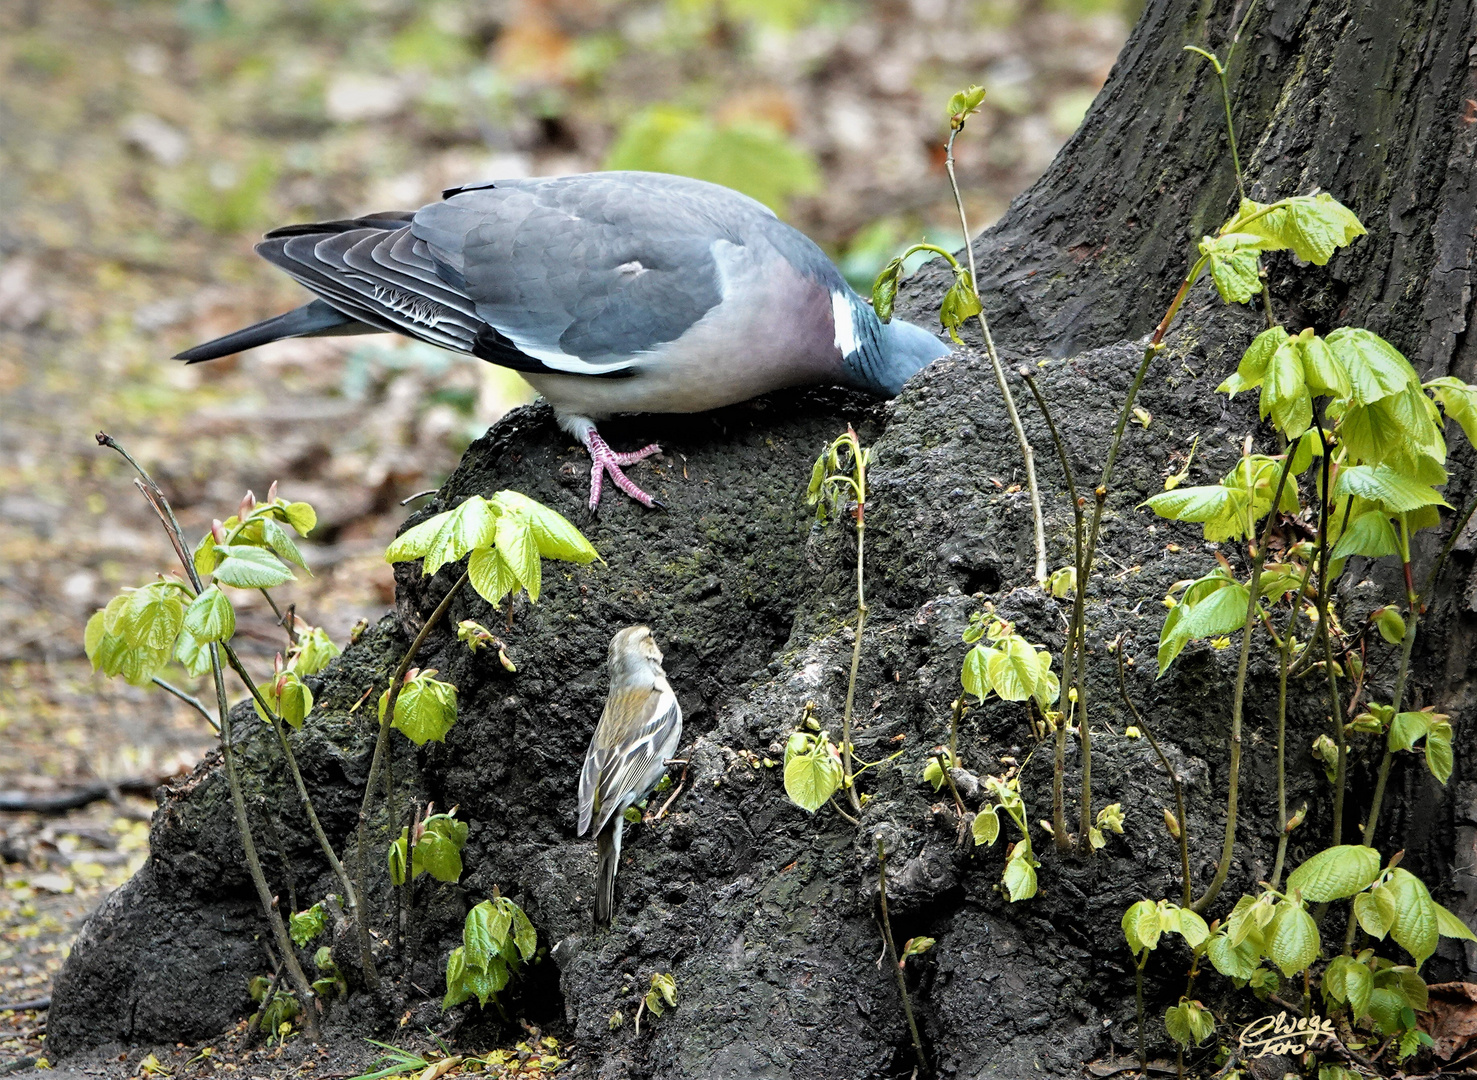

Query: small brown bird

[577,626,683,928]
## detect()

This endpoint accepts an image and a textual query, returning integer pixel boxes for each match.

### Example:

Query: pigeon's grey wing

[256,215,485,354]
[412,173,769,376]
[577,682,682,839]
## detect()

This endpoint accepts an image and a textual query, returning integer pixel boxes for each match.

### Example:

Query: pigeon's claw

[583,428,662,510]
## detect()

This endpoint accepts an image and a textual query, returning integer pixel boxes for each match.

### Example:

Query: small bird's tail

[173,299,378,364]
[594,821,620,928]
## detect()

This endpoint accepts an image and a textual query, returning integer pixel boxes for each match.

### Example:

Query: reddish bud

[267,480,279,504]
[211,519,227,544]
[404,668,419,684]
[239,490,256,520]
[274,652,285,675]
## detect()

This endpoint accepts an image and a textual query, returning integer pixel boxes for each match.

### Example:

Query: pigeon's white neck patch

[831,291,859,357]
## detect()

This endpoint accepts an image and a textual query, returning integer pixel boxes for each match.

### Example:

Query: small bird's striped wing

[577,683,682,839]
[412,173,773,374]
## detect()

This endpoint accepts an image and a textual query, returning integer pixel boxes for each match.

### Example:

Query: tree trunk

[47,0,1477,1075]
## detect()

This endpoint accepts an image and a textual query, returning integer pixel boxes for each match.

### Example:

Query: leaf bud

[1163,807,1182,839]
[1284,803,1307,833]
[239,490,256,520]
[212,519,227,544]
[267,480,279,504]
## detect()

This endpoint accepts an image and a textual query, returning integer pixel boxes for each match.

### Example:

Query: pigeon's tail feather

[594,822,619,929]
[173,300,379,363]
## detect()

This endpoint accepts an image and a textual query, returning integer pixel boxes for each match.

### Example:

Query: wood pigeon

[176,172,951,508]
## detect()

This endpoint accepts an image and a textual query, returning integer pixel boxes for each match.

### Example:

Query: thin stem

[352,569,470,967]
[97,434,318,1041]
[1193,439,1300,914]
[876,834,928,1076]
[945,127,1047,584]
[839,442,867,814]
[1361,567,1420,849]
[1020,368,1088,847]
[1269,558,1316,893]
[151,677,218,732]
[1314,425,1347,848]
[266,709,376,986]
[1115,644,1191,907]
[211,642,321,1039]
[946,697,965,764]
[1134,952,1148,1077]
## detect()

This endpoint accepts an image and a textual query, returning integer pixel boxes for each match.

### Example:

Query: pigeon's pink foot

[583,427,663,510]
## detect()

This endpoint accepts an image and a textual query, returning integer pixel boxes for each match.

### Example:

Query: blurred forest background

[0,0,1133,1055]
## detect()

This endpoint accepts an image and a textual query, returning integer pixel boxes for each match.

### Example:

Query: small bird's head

[608,625,664,678]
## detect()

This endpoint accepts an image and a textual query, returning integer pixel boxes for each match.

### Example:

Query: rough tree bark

[47,0,1477,1075]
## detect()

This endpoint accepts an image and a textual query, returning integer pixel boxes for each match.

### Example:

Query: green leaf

[509,903,538,962]
[871,257,902,323]
[1200,234,1263,305]
[463,901,498,974]
[986,634,1041,702]
[783,741,843,813]
[1329,511,1400,562]
[1267,901,1320,977]
[1327,328,1419,405]
[192,531,218,579]
[211,545,295,589]
[1426,719,1454,784]
[1002,852,1037,902]
[1157,603,1192,676]
[125,582,188,650]
[1339,387,1446,470]
[1335,464,1449,514]
[1170,907,1210,949]
[388,830,408,886]
[1386,868,1439,967]
[1295,331,1351,399]
[400,497,500,577]
[1388,710,1430,753]
[289,903,327,948]
[1322,954,1373,1018]
[413,829,464,883]
[939,272,982,345]
[276,674,313,729]
[1206,929,1259,981]
[1181,583,1251,640]
[1164,1001,1214,1048]
[468,546,520,609]
[947,85,987,122]
[173,626,211,678]
[495,511,541,602]
[1263,336,1312,438]
[289,627,340,676]
[84,610,106,660]
[442,945,470,1010]
[1222,326,1289,395]
[972,806,1000,847]
[282,501,317,536]
[1354,885,1397,939]
[923,749,955,792]
[1435,901,1475,942]
[1122,899,1161,955]
[1426,376,1477,446]
[961,643,996,702]
[1142,484,1239,525]
[385,674,459,746]
[488,491,598,564]
[183,586,235,644]
[1227,194,1366,265]
[1286,845,1381,902]
[261,518,310,572]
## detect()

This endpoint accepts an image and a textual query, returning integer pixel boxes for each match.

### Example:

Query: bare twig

[876,834,928,1075]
